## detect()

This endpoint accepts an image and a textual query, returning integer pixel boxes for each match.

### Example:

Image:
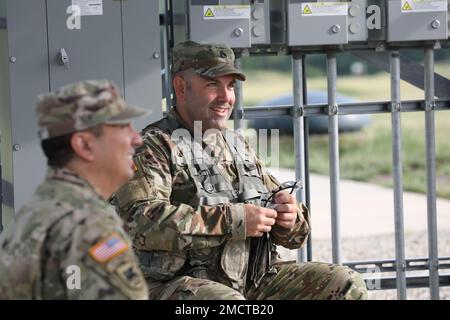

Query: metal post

[234,52,244,130]
[390,51,407,300]
[327,52,341,264]
[0,156,2,234]
[303,57,313,262]
[424,47,440,300]
[163,0,174,109]
[292,53,306,262]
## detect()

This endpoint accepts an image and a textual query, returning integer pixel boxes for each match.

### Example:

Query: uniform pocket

[137,250,187,281]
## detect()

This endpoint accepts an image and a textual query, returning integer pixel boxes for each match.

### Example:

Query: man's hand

[273,192,298,230]
[244,204,277,237]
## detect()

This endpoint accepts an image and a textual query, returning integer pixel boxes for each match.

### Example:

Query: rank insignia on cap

[89,233,129,263]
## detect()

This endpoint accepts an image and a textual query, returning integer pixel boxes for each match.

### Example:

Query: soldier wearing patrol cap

[113,41,368,300]
[0,80,149,299]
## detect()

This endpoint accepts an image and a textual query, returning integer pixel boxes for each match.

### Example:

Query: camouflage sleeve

[113,130,246,253]
[54,213,149,300]
[254,151,311,250]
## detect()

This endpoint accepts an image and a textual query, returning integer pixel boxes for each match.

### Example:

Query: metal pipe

[0,158,3,233]
[390,51,407,300]
[234,52,244,130]
[303,57,313,262]
[424,47,440,300]
[327,52,341,264]
[292,53,306,262]
[163,0,173,109]
[234,99,450,119]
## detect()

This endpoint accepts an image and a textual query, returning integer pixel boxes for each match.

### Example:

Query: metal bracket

[398,261,407,272]
[328,104,339,116]
[424,101,436,111]
[429,259,440,271]
[390,102,401,112]
[234,108,244,120]
[291,105,304,117]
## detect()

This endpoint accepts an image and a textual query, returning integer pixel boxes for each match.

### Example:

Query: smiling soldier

[0,80,149,299]
[113,41,368,300]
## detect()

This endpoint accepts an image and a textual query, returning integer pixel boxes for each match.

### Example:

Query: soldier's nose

[131,128,143,148]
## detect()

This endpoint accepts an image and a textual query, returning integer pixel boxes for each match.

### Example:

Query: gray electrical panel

[1,0,163,224]
[172,0,252,48]
[47,0,124,92]
[387,0,449,42]
[1,0,49,228]
[287,0,349,46]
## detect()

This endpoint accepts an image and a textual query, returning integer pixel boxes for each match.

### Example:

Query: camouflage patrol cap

[172,41,246,81]
[36,80,149,139]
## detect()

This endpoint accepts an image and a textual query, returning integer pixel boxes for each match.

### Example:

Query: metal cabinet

[387,0,448,42]
[287,0,349,46]
[47,0,125,91]
[172,0,252,48]
[1,0,163,222]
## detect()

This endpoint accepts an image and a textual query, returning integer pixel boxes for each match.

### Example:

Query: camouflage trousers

[148,261,368,300]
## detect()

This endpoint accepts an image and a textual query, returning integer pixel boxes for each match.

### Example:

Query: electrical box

[1,0,163,221]
[46,0,162,130]
[287,1,349,46]
[172,0,252,48]
[387,0,448,42]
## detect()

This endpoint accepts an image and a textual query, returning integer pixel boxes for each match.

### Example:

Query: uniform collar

[168,107,193,133]
[46,166,103,200]
[168,107,228,140]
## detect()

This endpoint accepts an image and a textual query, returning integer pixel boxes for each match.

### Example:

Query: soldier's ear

[70,132,95,162]
[173,74,187,102]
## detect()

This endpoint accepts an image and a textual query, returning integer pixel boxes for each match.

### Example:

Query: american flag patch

[88,233,129,263]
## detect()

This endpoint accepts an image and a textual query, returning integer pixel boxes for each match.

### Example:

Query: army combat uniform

[0,168,148,299]
[0,80,149,299]
[114,107,367,300]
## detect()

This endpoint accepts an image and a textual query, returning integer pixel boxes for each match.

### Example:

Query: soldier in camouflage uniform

[113,41,368,300]
[0,80,149,299]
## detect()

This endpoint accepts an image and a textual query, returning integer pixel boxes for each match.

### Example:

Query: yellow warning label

[303,5,312,14]
[301,3,347,16]
[204,8,215,17]
[402,1,412,11]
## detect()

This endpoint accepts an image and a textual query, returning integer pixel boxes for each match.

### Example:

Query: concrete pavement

[268,167,450,239]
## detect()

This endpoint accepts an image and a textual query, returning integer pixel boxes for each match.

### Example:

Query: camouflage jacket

[0,167,148,300]
[113,108,310,294]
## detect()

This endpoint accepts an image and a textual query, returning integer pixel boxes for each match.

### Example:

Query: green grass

[243,62,450,105]
[275,113,450,199]
[243,64,450,199]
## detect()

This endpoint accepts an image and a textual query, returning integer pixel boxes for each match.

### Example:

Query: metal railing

[232,47,450,300]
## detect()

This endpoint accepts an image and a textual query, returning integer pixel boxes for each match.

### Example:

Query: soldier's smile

[210,105,230,118]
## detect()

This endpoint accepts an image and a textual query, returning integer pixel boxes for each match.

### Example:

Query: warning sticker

[71,0,103,16]
[301,2,348,16]
[401,0,447,13]
[303,5,313,15]
[203,5,251,20]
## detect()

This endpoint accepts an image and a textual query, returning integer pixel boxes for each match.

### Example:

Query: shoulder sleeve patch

[88,233,129,263]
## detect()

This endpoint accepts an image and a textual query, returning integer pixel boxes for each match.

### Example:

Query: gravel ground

[277,229,450,300]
